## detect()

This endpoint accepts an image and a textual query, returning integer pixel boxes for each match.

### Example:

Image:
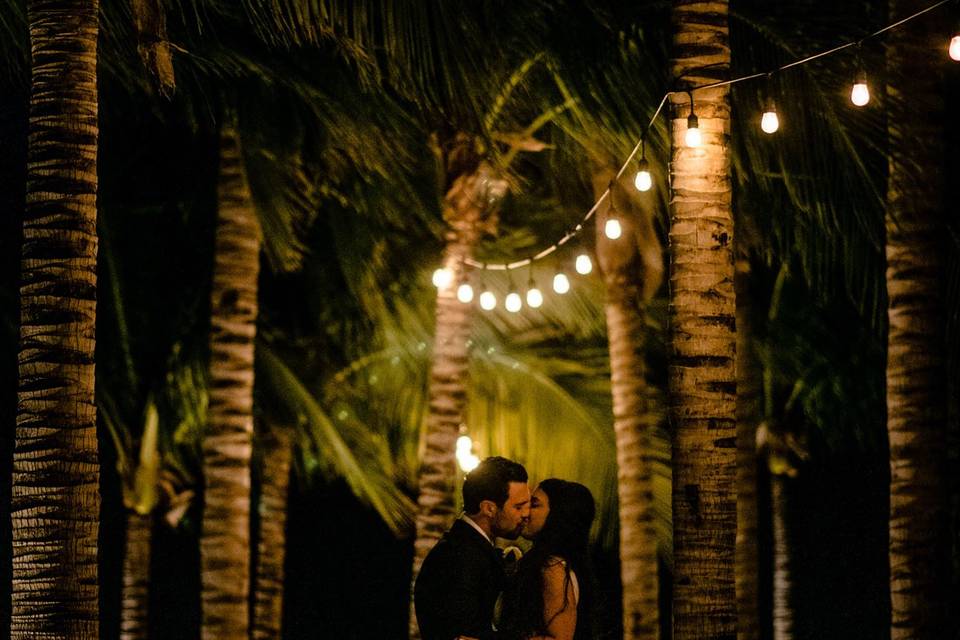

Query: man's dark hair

[462,456,527,514]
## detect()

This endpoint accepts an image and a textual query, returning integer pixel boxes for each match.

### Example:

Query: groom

[414,456,530,640]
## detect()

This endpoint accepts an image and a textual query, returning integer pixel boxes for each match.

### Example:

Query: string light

[604,181,623,239]
[432,267,453,288]
[438,0,952,317]
[761,88,780,134]
[634,137,653,192]
[479,288,497,311]
[457,282,474,303]
[685,92,701,148]
[526,282,544,308]
[505,291,522,313]
[575,253,593,275]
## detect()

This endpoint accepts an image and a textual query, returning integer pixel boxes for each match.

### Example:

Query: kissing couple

[415,456,596,640]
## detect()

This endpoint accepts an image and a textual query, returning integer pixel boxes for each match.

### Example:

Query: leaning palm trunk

[771,475,793,640]
[11,0,100,636]
[668,1,736,637]
[409,155,506,639]
[594,171,662,639]
[735,256,761,640]
[885,2,949,636]
[252,427,294,640]
[120,511,152,640]
[200,113,262,640]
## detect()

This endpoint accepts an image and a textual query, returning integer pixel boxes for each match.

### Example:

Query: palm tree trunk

[201,112,262,640]
[735,256,761,640]
[594,171,660,640]
[770,475,793,640]
[668,2,736,637]
[121,511,152,640]
[409,156,506,639]
[11,0,100,636]
[885,3,949,636]
[253,427,294,640]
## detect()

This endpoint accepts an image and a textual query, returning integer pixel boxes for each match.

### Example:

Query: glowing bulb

[458,452,480,472]
[553,273,570,294]
[634,169,652,192]
[432,267,453,288]
[761,110,779,134]
[850,72,870,107]
[950,35,960,61]
[605,218,622,239]
[479,290,497,310]
[575,254,593,275]
[526,287,543,308]
[456,435,472,453]
[685,113,701,148]
[456,283,474,303]
[505,292,522,313]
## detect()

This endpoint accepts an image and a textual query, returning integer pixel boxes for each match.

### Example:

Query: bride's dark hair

[503,479,596,640]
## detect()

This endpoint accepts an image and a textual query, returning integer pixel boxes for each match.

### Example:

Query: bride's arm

[527,561,578,640]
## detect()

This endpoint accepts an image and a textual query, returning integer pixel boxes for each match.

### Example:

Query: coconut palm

[885,1,950,634]
[10,0,101,636]
[592,168,664,639]
[668,2,737,636]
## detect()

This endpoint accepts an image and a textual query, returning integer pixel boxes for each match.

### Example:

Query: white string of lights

[433,0,960,313]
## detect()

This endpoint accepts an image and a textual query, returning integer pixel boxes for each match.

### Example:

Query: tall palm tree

[735,254,761,640]
[252,423,293,640]
[200,107,262,640]
[11,0,100,636]
[668,1,737,637]
[885,1,950,635]
[770,473,794,640]
[593,169,663,639]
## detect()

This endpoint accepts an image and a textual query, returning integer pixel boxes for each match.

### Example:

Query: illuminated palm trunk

[11,0,100,636]
[886,2,949,636]
[735,257,760,640]
[252,427,294,640]
[410,153,505,639]
[120,512,152,640]
[594,172,660,640]
[201,114,262,640]
[771,476,793,640]
[668,1,736,637]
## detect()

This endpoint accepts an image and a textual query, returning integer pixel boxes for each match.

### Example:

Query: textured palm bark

[120,511,152,640]
[409,158,505,639]
[594,171,661,640]
[669,2,736,638]
[886,2,949,636]
[735,257,760,640]
[253,428,294,640]
[201,116,262,640]
[771,476,793,640]
[11,0,100,637]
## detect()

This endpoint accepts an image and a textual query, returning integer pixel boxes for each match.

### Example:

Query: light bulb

[432,267,453,288]
[950,35,960,61]
[685,113,701,148]
[553,273,570,294]
[605,218,622,239]
[456,435,473,453]
[634,169,652,192]
[850,71,869,107]
[505,292,522,313]
[761,110,779,134]
[458,452,480,472]
[479,290,497,310]
[526,287,543,308]
[575,254,593,275]
[456,282,474,303]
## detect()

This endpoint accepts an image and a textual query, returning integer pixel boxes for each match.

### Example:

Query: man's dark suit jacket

[414,519,505,640]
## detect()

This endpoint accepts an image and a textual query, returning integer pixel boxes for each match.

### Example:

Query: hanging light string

[456,0,956,276]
